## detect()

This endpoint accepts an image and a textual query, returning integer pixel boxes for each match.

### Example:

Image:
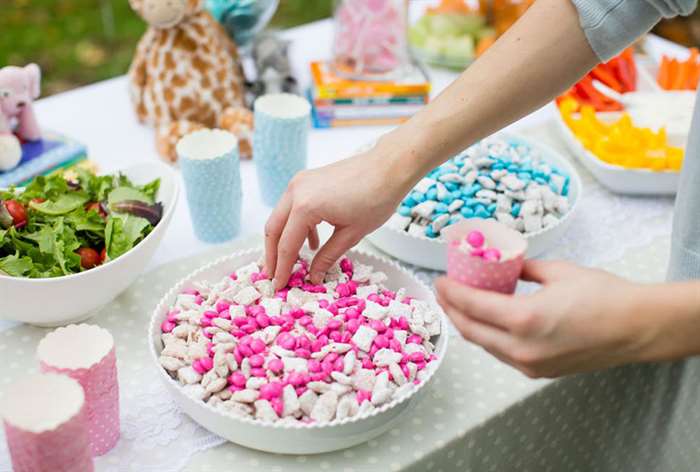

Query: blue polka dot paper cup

[177,129,242,243]
[253,93,311,206]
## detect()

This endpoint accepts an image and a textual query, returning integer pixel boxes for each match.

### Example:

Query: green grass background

[0,0,332,96]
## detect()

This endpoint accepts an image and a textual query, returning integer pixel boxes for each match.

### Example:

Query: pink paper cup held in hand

[443,220,527,294]
[1,373,94,472]
[37,324,120,456]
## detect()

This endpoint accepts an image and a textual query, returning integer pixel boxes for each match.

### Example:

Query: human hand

[434,260,657,378]
[264,142,415,289]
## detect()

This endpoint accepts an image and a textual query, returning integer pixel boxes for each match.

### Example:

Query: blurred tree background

[0,0,333,96]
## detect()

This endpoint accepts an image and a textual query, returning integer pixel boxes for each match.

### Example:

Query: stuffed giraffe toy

[128,0,253,162]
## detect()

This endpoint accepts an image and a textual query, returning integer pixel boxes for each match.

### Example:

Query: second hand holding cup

[253,93,311,206]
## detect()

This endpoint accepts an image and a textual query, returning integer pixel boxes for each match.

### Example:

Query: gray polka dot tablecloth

[1,122,692,471]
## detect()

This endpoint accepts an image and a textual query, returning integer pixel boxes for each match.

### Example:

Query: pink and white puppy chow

[158,254,441,424]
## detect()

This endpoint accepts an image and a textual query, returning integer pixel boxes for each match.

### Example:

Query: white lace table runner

[0,125,675,472]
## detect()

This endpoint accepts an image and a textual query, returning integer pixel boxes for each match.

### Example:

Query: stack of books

[0,132,87,187]
[308,61,431,128]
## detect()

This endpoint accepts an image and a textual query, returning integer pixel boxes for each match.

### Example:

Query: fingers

[434,277,517,330]
[308,227,320,251]
[273,211,311,290]
[520,259,576,284]
[309,227,358,284]
[264,192,292,278]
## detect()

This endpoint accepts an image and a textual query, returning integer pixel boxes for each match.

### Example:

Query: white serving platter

[366,132,582,271]
[149,247,449,454]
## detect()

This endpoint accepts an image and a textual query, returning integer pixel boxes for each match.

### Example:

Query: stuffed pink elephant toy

[0,64,41,171]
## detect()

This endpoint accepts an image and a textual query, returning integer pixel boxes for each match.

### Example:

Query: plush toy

[247,33,299,103]
[128,0,253,162]
[0,64,42,171]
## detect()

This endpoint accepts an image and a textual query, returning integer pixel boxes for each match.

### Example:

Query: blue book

[0,132,87,187]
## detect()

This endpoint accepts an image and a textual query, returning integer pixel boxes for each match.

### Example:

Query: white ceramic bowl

[555,111,680,195]
[148,248,449,454]
[0,161,179,327]
[366,132,582,271]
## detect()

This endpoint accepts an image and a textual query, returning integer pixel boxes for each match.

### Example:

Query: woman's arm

[435,261,700,378]
[266,0,597,287]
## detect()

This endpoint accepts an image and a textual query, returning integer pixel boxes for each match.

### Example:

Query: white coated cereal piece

[550,174,566,194]
[310,345,332,360]
[330,371,353,385]
[387,213,412,231]
[260,326,282,344]
[172,323,195,339]
[299,389,318,416]
[310,391,338,423]
[439,173,463,184]
[352,325,378,352]
[556,196,569,215]
[177,366,202,385]
[217,388,233,401]
[373,348,403,367]
[260,297,282,317]
[464,169,478,185]
[324,281,339,293]
[204,326,223,337]
[307,381,331,394]
[352,369,376,391]
[225,353,239,372]
[330,382,352,396]
[393,329,408,345]
[282,357,308,373]
[395,288,406,302]
[523,213,543,233]
[207,395,223,407]
[506,189,527,201]
[328,343,352,354]
[495,212,516,228]
[233,286,261,306]
[411,323,430,340]
[519,199,539,216]
[287,287,310,307]
[351,263,374,283]
[515,217,525,232]
[241,358,251,378]
[159,356,184,372]
[477,175,496,189]
[187,341,208,361]
[336,394,359,420]
[213,332,235,345]
[476,188,497,201]
[343,351,356,375]
[161,333,177,345]
[543,213,560,228]
[362,301,388,320]
[407,222,426,238]
[246,377,266,390]
[431,214,450,233]
[175,294,198,310]
[232,389,259,403]
[183,383,208,401]
[212,317,232,331]
[355,284,379,299]
[413,177,437,194]
[228,305,245,319]
[201,370,218,388]
[313,309,333,329]
[368,271,387,285]
[205,377,228,394]
[161,342,188,360]
[220,400,253,417]
[503,175,526,191]
[407,362,418,382]
[436,182,448,201]
[255,399,280,422]
[448,199,464,213]
[389,362,407,386]
[235,262,260,283]
[357,400,375,416]
[403,343,427,358]
[371,371,392,406]
[427,320,441,336]
[388,299,411,319]
[213,350,229,372]
[411,200,437,219]
[254,280,275,298]
[491,169,508,180]
[282,384,301,417]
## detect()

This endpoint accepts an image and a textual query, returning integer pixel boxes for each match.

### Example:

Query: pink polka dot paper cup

[37,324,120,456]
[443,220,528,294]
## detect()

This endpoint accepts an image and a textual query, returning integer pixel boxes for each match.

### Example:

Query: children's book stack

[308,61,431,128]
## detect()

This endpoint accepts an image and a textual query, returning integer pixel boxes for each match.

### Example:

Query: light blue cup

[253,93,311,206]
[177,129,242,243]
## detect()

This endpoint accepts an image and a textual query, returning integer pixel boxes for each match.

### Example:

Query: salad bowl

[0,161,179,327]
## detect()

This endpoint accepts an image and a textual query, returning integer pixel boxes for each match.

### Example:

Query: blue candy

[445,182,459,192]
[451,189,462,199]
[465,198,480,207]
[487,203,497,214]
[398,206,412,217]
[435,202,449,214]
[511,203,521,218]
[425,226,438,238]
[460,206,475,218]
[410,191,426,203]
[402,197,417,208]
[474,206,490,219]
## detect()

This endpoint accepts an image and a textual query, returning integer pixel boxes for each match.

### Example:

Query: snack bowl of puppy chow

[367,132,582,270]
[148,247,448,454]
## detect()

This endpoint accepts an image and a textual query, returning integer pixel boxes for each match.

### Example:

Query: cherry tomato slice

[4,200,27,228]
[76,247,101,270]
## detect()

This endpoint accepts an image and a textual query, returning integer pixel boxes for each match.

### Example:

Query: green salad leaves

[0,168,162,278]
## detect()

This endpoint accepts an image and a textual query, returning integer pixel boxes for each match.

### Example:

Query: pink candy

[466,230,485,248]
[268,358,284,374]
[160,320,175,333]
[248,354,265,368]
[483,248,502,262]
[466,231,503,262]
[339,257,353,274]
[193,357,213,374]
[259,382,283,400]
[229,372,246,388]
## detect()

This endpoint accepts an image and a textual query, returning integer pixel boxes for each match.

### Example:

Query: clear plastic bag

[332,0,411,79]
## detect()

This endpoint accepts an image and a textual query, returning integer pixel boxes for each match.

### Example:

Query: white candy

[310,391,338,422]
[233,286,261,306]
[351,325,378,352]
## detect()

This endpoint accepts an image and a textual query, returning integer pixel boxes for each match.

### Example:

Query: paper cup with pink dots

[443,220,528,294]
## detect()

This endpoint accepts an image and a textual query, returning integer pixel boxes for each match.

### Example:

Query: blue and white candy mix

[387,136,571,239]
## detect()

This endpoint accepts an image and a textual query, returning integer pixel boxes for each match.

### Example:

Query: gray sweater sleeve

[571,0,697,60]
